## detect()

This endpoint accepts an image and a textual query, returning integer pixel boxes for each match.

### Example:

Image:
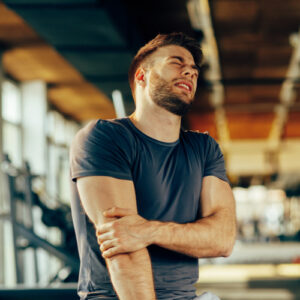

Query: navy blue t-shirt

[70,117,228,300]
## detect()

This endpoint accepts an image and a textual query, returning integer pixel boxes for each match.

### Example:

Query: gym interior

[0,0,300,299]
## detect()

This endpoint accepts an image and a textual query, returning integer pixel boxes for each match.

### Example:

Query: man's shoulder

[182,129,212,143]
[181,129,221,157]
[74,118,131,143]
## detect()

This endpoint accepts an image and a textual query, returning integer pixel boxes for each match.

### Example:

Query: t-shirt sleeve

[70,119,133,182]
[203,135,229,183]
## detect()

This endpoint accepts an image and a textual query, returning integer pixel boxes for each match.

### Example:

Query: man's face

[147,45,199,116]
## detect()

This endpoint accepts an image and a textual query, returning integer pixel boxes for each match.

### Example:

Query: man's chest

[131,143,204,222]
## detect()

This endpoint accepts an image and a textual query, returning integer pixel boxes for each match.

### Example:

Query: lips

[174,80,193,93]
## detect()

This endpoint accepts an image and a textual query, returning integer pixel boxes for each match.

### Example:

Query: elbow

[197,239,235,259]
[221,242,234,257]
[215,222,236,258]
[215,238,235,258]
[211,242,233,258]
[220,229,237,257]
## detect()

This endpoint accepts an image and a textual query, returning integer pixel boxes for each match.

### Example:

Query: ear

[135,68,146,86]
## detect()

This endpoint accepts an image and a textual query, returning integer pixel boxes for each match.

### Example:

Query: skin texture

[77,45,236,300]
[97,176,236,259]
[148,56,198,116]
[131,45,199,143]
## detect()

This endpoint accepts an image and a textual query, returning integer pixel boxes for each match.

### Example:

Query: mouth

[174,81,193,93]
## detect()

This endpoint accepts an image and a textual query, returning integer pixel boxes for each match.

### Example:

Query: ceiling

[0,0,300,177]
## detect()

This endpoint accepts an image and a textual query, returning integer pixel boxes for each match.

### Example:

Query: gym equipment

[1,154,79,284]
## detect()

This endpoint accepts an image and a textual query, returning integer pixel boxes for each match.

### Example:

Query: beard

[149,71,194,116]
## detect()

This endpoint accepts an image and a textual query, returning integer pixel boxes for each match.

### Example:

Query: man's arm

[98,176,236,259]
[149,176,236,258]
[76,176,156,300]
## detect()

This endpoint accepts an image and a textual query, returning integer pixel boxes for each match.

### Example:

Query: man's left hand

[96,207,151,258]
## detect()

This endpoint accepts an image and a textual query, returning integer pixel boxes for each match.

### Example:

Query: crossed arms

[77,175,236,300]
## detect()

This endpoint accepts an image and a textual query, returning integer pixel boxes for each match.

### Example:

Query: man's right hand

[97,207,152,258]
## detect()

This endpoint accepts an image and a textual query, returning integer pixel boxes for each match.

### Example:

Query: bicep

[76,176,137,227]
[200,176,235,218]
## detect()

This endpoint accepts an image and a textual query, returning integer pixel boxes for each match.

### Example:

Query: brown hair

[128,32,203,100]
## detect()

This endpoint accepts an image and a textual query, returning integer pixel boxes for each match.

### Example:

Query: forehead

[151,45,195,64]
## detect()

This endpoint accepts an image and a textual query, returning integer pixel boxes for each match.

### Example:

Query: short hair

[128,32,203,100]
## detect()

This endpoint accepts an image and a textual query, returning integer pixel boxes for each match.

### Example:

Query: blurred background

[0,0,299,299]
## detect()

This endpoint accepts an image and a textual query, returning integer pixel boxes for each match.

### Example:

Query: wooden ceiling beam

[187,0,230,145]
[48,83,115,121]
[268,30,300,148]
[0,2,116,122]
[3,45,84,83]
[227,112,274,140]
[0,3,42,46]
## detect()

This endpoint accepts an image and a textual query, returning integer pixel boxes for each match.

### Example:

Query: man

[70,32,236,300]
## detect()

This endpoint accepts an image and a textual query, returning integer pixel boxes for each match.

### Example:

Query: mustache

[172,78,193,85]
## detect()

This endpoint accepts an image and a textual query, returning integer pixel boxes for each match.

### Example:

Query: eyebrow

[168,56,199,72]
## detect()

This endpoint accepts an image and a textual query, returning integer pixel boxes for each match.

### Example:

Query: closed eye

[170,61,181,65]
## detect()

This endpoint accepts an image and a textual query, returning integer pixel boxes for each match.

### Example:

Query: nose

[181,65,197,79]
[182,69,191,76]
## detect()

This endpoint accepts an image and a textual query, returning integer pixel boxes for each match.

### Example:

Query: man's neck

[129,106,182,143]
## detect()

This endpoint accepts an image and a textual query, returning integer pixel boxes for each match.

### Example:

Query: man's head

[128,33,203,116]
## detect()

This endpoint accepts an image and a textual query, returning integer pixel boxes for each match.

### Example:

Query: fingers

[99,239,125,258]
[103,207,135,218]
[102,246,124,258]
[97,232,113,244]
[96,219,121,241]
[96,223,111,235]
[100,239,117,252]
[97,218,120,235]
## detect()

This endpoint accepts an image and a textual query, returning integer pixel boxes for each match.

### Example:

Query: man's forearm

[106,248,156,300]
[98,206,236,259]
[148,208,236,258]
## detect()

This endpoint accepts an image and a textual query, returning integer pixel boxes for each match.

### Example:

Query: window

[2,80,22,167]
